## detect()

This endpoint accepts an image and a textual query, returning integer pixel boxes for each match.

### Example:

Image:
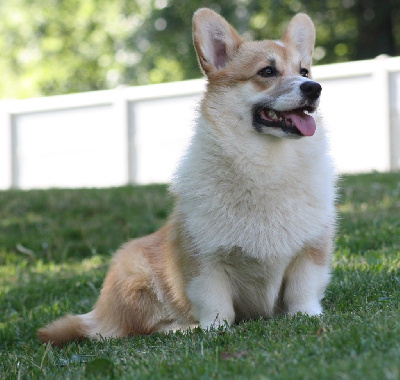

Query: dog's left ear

[281,14,315,65]
[193,8,243,75]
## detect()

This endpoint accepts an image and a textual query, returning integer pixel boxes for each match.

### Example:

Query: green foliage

[0,0,399,99]
[0,0,149,98]
[1,172,400,378]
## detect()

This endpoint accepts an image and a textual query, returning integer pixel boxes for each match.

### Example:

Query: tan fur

[92,236,160,336]
[37,314,87,347]
[306,229,334,266]
[305,246,328,266]
[38,222,198,346]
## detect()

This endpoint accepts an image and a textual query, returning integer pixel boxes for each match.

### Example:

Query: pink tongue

[282,111,316,136]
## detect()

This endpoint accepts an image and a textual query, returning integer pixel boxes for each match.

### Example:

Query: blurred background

[1,0,400,189]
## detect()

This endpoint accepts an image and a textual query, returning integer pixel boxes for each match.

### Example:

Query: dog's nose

[300,81,322,100]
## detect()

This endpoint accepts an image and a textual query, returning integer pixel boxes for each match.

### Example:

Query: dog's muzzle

[252,80,322,137]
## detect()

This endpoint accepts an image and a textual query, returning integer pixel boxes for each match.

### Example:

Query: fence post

[388,64,400,171]
[10,115,20,189]
[127,101,137,185]
[373,55,391,171]
[0,100,14,189]
[113,86,137,185]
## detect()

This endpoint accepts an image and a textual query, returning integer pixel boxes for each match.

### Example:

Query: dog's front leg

[283,244,332,316]
[186,264,235,329]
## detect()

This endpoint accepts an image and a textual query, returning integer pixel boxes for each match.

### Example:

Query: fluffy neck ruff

[170,107,334,260]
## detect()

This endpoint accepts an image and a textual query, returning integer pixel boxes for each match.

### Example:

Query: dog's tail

[37,313,89,347]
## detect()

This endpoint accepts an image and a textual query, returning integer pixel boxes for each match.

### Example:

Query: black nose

[300,81,322,100]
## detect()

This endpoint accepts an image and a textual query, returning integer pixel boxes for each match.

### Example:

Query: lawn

[1,172,399,379]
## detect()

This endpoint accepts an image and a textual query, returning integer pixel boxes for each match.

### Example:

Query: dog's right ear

[281,14,315,66]
[193,8,243,76]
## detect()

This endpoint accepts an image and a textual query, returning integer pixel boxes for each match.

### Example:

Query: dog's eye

[258,66,276,77]
[300,68,309,77]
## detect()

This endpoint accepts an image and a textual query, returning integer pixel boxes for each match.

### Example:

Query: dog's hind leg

[38,235,169,346]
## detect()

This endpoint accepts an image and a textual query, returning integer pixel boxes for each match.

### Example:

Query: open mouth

[253,106,317,137]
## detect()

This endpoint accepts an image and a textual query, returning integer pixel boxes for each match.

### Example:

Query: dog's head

[193,9,321,139]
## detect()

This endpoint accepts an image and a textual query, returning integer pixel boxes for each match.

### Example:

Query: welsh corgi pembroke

[38,8,336,346]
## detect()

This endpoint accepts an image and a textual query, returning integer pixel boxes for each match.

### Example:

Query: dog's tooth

[268,110,279,121]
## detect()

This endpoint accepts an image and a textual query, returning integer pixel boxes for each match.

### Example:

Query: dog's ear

[193,8,243,75]
[281,13,315,65]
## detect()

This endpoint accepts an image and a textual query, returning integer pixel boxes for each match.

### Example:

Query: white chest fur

[172,115,335,262]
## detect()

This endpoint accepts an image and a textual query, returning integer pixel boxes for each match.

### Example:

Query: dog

[38,8,336,346]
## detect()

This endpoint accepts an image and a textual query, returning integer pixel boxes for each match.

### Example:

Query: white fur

[171,102,335,325]
[172,91,334,261]
[284,254,331,316]
[80,311,122,340]
[187,262,235,328]
[170,9,336,327]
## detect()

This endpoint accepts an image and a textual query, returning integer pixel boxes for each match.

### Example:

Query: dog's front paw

[287,302,323,316]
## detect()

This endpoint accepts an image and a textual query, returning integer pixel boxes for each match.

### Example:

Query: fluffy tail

[37,314,88,347]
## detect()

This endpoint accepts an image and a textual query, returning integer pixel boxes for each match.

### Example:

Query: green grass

[1,173,400,379]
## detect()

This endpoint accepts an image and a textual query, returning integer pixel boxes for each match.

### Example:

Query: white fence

[1,55,400,189]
